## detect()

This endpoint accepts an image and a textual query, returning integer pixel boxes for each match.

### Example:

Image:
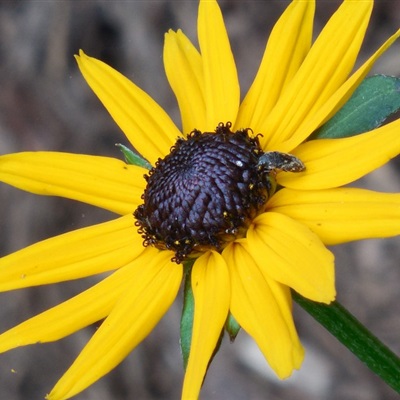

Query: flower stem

[292,291,400,393]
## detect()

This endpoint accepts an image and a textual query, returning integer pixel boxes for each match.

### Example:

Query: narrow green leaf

[180,259,224,376]
[180,260,195,370]
[293,291,400,393]
[312,75,400,139]
[115,143,152,169]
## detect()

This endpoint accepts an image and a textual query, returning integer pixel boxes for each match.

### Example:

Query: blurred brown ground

[0,1,399,399]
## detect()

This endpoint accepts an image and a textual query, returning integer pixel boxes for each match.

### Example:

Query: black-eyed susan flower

[1,0,400,399]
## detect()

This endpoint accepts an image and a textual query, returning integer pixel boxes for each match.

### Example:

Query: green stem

[292,291,400,393]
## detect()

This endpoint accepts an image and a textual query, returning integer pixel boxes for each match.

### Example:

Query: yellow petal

[278,118,400,190]
[235,0,315,131]
[0,215,144,290]
[260,0,372,150]
[76,50,181,164]
[0,254,155,352]
[164,29,206,135]
[198,0,239,130]
[279,27,400,152]
[223,240,304,378]
[182,251,230,399]
[48,250,182,400]
[0,152,145,215]
[268,187,400,245]
[247,212,335,303]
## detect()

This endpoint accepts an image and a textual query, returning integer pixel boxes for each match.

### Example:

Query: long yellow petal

[164,29,206,135]
[198,0,239,130]
[278,118,400,190]
[268,187,400,245]
[48,250,182,400]
[235,0,315,131]
[0,152,145,215]
[0,215,144,290]
[247,212,335,303]
[182,251,230,399]
[223,240,304,378]
[76,50,181,164]
[0,254,156,351]
[260,0,372,150]
[279,27,400,152]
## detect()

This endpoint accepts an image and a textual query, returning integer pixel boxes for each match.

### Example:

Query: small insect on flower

[257,151,306,174]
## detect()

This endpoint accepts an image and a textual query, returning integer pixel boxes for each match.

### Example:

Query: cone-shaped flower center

[134,122,304,263]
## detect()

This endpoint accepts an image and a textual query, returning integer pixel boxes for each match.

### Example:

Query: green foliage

[312,75,400,139]
[115,143,152,169]
[225,313,241,342]
[180,261,195,370]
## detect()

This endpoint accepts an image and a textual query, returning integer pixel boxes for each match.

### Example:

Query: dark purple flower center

[134,122,274,263]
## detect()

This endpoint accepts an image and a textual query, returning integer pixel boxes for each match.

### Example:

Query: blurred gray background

[0,1,399,399]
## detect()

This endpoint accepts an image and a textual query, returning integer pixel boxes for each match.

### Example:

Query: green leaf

[312,75,400,139]
[225,312,241,342]
[180,260,195,370]
[115,143,152,169]
[293,291,400,393]
[180,259,224,376]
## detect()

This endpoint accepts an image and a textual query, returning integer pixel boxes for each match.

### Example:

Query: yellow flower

[0,0,400,399]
